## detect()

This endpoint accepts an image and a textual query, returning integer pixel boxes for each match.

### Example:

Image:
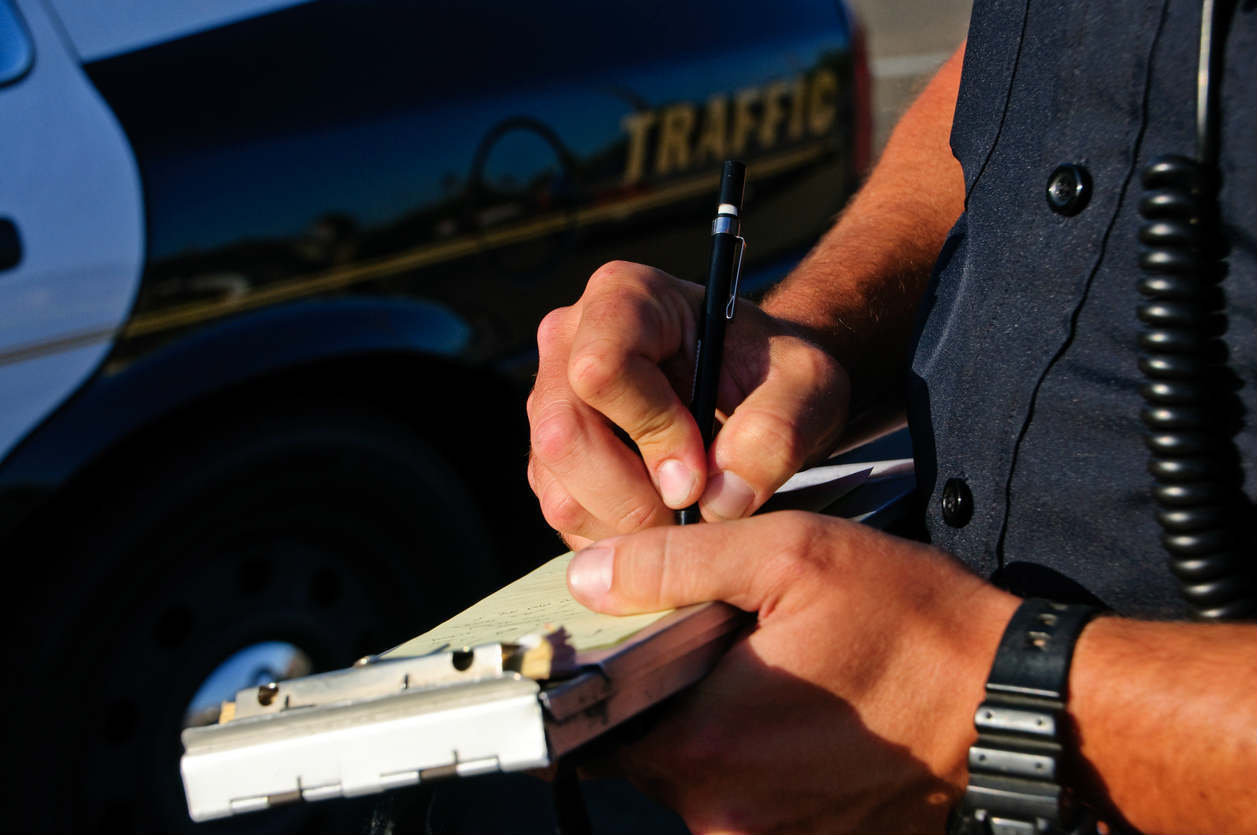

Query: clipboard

[180,442,914,822]
[180,581,744,822]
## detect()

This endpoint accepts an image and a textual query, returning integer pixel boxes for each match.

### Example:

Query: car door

[0,0,143,460]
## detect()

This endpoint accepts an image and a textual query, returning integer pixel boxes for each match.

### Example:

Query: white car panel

[0,0,143,459]
[46,0,312,61]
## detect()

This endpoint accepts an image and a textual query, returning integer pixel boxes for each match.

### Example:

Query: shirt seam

[994,0,1175,565]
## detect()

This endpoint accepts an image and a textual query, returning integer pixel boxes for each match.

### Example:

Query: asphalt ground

[848,0,973,152]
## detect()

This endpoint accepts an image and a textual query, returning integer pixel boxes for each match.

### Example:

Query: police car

[0,0,869,829]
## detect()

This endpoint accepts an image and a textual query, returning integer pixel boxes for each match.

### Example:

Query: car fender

[0,296,473,531]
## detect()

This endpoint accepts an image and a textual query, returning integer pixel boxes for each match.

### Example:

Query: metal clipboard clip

[179,602,744,822]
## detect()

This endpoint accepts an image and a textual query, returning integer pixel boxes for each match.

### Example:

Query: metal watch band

[953,598,1100,835]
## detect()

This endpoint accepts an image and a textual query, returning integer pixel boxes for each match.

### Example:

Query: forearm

[763,44,967,404]
[1068,618,1257,833]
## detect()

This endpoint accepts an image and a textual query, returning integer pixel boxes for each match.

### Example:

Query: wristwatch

[949,598,1100,835]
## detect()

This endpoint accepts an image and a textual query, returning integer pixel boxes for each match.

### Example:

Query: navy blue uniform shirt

[907,0,1255,618]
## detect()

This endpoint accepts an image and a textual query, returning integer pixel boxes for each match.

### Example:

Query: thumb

[566,515,811,615]
[702,338,848,521]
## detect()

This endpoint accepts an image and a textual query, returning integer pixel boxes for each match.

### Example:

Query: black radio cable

[1136,0,1254,619]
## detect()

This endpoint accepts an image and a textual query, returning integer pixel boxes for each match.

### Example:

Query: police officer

[526,0,1255,831]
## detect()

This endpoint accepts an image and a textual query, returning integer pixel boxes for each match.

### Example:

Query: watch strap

[955,598,1100,835]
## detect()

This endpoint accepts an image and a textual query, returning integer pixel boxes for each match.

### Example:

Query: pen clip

[725,236,746,320]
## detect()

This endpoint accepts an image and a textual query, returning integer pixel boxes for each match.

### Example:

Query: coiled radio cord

[1136,0,1253,620]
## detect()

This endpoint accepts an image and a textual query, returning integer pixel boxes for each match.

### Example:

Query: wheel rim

[184,640,314,728]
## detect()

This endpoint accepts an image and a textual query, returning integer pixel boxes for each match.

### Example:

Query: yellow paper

[384,552,673,659]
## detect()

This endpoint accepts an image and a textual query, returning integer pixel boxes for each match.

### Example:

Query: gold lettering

[787,76,807,140]
[692,95,728,164]
[655,103,696,175]
[729,86,760,154]
[621,111,657,185]
[807,69,839,136]
[758,81,789,148]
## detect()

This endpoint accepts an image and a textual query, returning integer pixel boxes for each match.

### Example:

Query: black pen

[678,160,747,525]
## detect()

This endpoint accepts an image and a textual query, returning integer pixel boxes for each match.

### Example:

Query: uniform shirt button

[1046,164,1092,215]
[941,478,974,527]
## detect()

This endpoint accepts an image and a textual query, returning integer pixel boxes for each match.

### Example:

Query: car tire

[12,409,500,833]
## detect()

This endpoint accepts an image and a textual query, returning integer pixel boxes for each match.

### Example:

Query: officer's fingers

[526,454,596,550]
[701,341,849,521]
[529,305,578,430]
[527,453,585,535]
[569,348,706,509]
[530,389,670,537]
[531,396,675,536]
[529,310,591,538]
[566,512,831,615]
[567,263,707,509]
[531,307,674,538]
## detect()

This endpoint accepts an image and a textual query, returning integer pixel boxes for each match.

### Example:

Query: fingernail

[568,546,614,600]
[703,470,755,520]
[657,459,697,508]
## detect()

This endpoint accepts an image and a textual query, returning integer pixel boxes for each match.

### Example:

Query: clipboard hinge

[539,669,613,722]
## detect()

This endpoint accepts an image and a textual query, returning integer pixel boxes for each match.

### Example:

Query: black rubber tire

[10,409,500,833]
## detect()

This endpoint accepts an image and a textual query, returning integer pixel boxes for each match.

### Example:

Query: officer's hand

[566,512,1019,834]
[527,262,847,547]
